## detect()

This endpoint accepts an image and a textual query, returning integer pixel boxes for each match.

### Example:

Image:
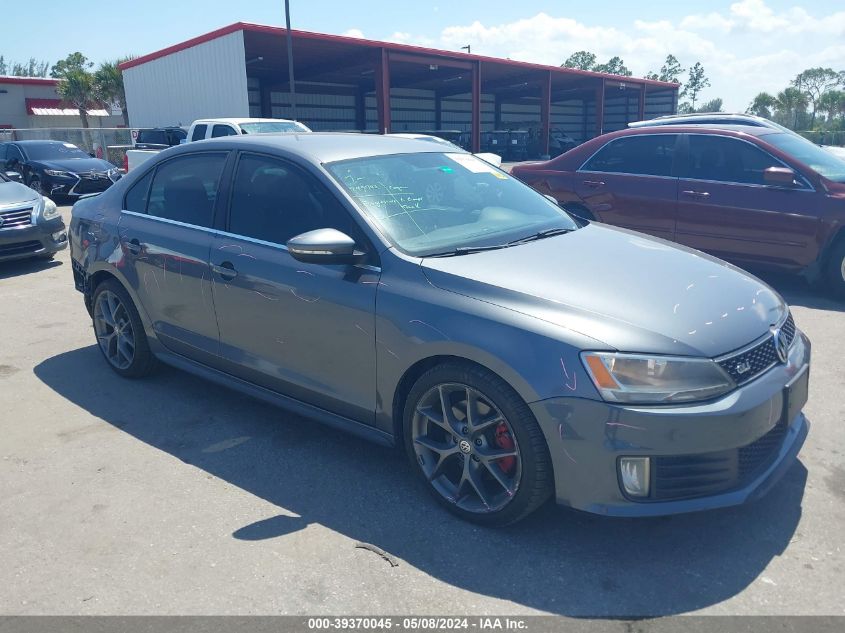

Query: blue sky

[3,0,843,111]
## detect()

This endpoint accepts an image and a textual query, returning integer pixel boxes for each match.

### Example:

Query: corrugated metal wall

[644,89,677,119]
[123,31,250,128]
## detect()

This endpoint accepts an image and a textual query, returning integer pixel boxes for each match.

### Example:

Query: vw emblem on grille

[772,327,789,363]
[458,440,472,454]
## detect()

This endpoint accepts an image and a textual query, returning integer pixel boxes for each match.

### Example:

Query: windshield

[765,133,845,183]
[240,121,309,134]
[23,142,90,161]
[327,152,578,256]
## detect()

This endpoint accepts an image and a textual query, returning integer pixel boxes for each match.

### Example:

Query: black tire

[28,177,43,196]
[403,362,553,526]
[91,279,157,378]
[825,239,845,299]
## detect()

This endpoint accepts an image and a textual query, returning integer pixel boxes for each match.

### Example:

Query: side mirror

[763,166,798,187]
[543,194,559,205]
[286,228,365,265]
[4,171,23,183]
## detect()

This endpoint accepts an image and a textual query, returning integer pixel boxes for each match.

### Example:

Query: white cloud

[371,1,845,112]
[342,28,365,39]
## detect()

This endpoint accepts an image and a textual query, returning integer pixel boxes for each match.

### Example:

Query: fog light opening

[620,457,651,498]
[51,231,67,242]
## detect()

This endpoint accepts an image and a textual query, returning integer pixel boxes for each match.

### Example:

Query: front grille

[652,419,788,501]
[74,177,112,195]
[0,240,41,256]
[0,207,33,228]
[718,313,796,385]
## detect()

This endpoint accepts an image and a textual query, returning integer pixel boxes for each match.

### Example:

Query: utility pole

[284,0,297,121]
[461,44,471,54]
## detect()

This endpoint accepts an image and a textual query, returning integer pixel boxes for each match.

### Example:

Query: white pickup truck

[123,118,311,172]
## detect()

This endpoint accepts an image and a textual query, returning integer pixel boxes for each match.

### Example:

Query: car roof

[193,118,299,125]
[179,132,465,163]
[612,124,781,138]
[8,140,76,146]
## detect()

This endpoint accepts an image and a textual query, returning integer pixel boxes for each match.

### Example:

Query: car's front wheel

[404,362,553,526]
[91,279,157,378]
[826,239,845,299]
[28,177,43,196]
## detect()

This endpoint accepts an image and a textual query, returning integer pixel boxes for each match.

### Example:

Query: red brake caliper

[494,423,516,474]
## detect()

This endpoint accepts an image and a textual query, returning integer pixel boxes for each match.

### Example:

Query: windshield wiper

[506,227,573,246]
[424,243,512,258]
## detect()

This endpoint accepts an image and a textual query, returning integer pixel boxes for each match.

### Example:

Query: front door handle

[126,238,142,255]
[681,190,711,198]
[583,179,606,188]
[212,261,238,280]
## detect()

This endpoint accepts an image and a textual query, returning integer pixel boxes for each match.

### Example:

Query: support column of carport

[540,70,552,159]
[471,60,481,153]
[375,48,391,134]
[596,78,605,136]
[638,83,646,121]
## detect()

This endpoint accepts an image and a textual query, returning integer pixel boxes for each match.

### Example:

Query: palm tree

[94,59,130,127]
[817,90,844,128]
[775,87,809,130]
[746,92,777,119]
[57,68,95,129]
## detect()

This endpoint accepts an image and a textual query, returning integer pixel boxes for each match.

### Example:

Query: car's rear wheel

[91,279,157,378]
[825,239,845,299]
[404,362,552,526]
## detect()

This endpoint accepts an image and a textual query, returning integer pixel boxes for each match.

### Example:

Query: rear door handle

[126,238,142,255]
[583,180,605,188]
[681,190,711,198]
[212,261,237,280]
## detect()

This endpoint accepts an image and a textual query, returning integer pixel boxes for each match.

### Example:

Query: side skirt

[155,350,395,448]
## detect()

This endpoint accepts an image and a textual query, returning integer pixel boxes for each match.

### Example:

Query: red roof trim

[118,22,679,89]
[0,76,59,86]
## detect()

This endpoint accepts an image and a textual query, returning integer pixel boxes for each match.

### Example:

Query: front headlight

[43,169,74,178]
[107,168,121,182]
[37,197,60,222]
[581,352,735,404]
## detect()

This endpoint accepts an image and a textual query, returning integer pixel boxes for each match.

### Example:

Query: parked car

[0,170,67,262]
[133,127,188,150]
[70,133,810,525]
[629,112,794,133]
[512,125,845,296]
[0,140,121,200]
[125,118,312,172]
[390,132,502,167]
[824,145,845,161]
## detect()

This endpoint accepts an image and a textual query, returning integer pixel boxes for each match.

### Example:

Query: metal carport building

[120,22,679,158]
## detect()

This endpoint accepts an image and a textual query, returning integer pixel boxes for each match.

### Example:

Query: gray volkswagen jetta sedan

[69,134,810,525]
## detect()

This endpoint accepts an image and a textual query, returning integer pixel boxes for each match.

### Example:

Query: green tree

[695,98,723,113]
[562,51,597,71]
[646,54,685,84]
[595,56,632,77]
[0,56,7,75]
[746,92,778,118]
[680,62,710,110]
[50,52,93,79]
[57,68,95,129]
[94,59,130,127]
[776,87,809,130]
[792,67,842,128]
[818,90,845,128]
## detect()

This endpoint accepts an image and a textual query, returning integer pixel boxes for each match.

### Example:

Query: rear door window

[124,170,154,213]
[211,125,237,138]
[145,153,227,228]
[686,135,782,185]
[190,124,208,142]
[582,135,678,177]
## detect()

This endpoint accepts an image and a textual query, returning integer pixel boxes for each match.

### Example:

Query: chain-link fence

[0,127,134,167]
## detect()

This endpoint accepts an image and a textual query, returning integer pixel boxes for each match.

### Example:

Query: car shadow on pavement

[34,346,807,617]
[0,257,61,280]
[752,271,844,313]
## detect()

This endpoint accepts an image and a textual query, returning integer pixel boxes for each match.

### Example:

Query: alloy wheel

[411,383,522,513]
[93,290,136,370]
[29,179,43,195]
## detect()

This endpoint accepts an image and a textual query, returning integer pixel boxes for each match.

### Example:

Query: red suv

[512,126,845,296]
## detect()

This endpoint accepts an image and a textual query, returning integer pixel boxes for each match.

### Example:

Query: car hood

[421,223,786,357]
[0,181,40,206]
[34,157,114,173]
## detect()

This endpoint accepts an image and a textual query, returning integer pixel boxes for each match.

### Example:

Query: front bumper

[530,331,811,517]
[0,217,67,261]
[44,173,115,198]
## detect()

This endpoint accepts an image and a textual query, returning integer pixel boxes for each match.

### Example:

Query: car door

[209,152,380,424]
[574,133,680,241]
[117,151,228,365]
[675,134,821,269]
